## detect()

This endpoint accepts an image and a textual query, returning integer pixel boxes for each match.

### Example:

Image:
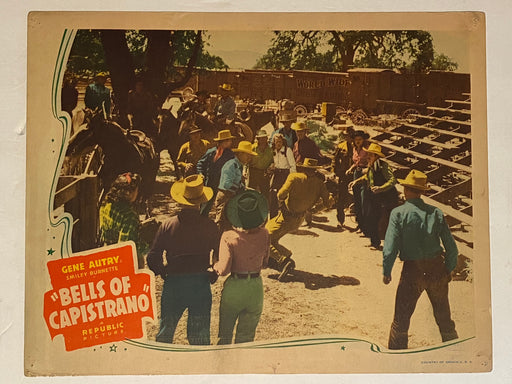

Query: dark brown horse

[64,110,160,215]
[155,108,219,179]
[156,103,255,179]
[238,103,278,136]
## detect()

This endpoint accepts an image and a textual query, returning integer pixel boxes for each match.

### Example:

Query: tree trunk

[166,31,203,98]
[99,30,136,118]
[144,30,172,104]
[329,31,356,72]
[341,45,356,72]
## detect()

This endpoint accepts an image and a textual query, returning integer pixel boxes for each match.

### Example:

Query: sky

[206,30,470,72]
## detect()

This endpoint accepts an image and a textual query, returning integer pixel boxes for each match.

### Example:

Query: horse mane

[66,128,94,157]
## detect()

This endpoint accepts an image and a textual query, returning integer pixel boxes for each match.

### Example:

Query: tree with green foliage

[431,53,458,71]
[255,30,453,73]
[66,29,228,116]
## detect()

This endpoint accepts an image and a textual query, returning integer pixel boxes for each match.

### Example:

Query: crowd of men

[73,74,461,349]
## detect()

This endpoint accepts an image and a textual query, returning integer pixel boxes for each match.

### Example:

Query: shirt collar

[405,198,424,207]
[234,157,244,168]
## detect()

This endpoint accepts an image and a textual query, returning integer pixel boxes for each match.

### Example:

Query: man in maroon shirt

[147,175,220,345]
[292,122,330,165]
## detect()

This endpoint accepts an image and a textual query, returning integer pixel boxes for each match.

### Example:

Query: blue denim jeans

[156,273,212,345]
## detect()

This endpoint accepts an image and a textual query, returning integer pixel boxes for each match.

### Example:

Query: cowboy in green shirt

[349,143,398,249]
[382,169,459,350]
[249,129,274,199]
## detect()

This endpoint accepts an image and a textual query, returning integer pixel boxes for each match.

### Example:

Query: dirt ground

[143,150,475,350]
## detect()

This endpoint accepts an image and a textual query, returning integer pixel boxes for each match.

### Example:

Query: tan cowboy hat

[398,169,430,191]
[363,143,385,158]
[170,174,214,206]
[218,83,234,92]
[291,122,308,131]
[255,129,268,138]
[279,110,297,122]
[213,129,236,142]
[297,158,321,169]
[233,141,258,156]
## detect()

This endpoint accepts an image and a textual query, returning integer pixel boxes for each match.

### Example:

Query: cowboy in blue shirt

[84,72,111,116]
[214,84,236,123]
[213,141,258,231]
[196,130,235,215]
[382,170,459,350]
[269,110,297,148]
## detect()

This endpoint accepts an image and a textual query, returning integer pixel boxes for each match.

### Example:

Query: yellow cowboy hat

[363,143,385,158]
[95,71,109,78]
[291,122,308,131]
[170,174,214,206]
[218,83,234,92]
[233,141,258,156]
[213,129,236,142]
[398,169,430,191]
[297,158,321,169]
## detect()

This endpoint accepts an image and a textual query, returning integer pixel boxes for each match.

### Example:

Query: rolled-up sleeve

[177,143,189,168]
[219,161,243,193]
[379,161,397,192]
[286,148,297,173]
[277,174,293,201]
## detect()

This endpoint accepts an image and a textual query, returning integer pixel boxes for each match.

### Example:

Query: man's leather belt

[231,272,260,279]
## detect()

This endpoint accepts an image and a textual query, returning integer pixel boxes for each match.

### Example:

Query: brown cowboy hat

[233,141,258,156]
[213,129,236,142]
[353,130,370,140]
[398,169,431,191]
[255,129,268,138]
[170,174,214,206]
[279,110,297,122]
[188,126,202,135]
[363,143,385,158]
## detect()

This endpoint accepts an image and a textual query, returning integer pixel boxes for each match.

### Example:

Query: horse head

[86,109,128,148]
[177,105,197,136]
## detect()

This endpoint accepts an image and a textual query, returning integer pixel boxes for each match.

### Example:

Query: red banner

[43,243,155,351]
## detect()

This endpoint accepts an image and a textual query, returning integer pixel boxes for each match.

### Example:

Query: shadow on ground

[268,269,360,290]
[152,179,173,194]
[309,222,344,233]
[290,229,320,237]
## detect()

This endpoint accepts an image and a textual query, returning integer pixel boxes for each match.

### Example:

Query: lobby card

[25,11,491,375]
